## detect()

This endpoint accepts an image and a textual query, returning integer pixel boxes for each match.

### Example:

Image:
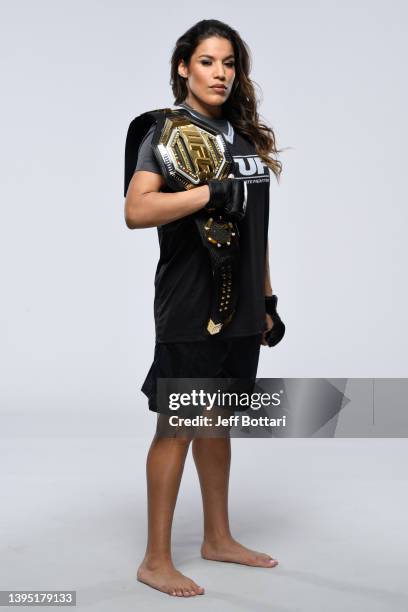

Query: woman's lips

[211,86,227,94]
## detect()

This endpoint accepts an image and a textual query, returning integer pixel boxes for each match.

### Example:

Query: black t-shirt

[133,102,270,343]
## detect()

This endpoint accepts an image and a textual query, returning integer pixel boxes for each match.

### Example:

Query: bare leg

[137,421,205,597]
[192,420,279,568]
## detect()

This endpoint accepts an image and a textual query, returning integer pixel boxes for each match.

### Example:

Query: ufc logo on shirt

[233,155,270,183]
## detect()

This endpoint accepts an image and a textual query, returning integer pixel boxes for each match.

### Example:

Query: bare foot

[201,536,279,568]
[137,558,205,597]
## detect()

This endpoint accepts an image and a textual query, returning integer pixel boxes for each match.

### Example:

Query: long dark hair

[170,19,283,180]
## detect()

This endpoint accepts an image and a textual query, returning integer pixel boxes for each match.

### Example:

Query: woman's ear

[178,60,188,79]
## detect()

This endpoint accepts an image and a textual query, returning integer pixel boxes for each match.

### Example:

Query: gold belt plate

[156,114,232,190]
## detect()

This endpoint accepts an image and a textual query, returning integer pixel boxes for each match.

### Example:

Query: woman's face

[178,36,236,115]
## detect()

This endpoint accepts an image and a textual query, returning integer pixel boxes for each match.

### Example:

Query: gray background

[1,1,408,610]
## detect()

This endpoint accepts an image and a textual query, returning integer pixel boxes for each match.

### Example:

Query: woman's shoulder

[138,123,156,150]
[133,105,175,121]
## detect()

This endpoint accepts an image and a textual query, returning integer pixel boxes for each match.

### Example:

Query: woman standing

[124,19,285,597]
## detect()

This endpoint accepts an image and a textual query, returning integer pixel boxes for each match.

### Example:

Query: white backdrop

[2,4,408,610]
[1,0,407,436]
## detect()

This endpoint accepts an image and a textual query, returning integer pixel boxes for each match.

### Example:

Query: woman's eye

[200,60,235,68]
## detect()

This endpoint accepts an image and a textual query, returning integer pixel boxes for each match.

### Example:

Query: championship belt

[124,107,241,336]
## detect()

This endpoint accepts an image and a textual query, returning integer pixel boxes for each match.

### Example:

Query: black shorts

[141,333,263,414]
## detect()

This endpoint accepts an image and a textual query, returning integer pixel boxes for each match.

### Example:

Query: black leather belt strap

[193,212,240,335]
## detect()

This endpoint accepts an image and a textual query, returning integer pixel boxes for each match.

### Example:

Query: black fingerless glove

[205,178,247,221]
[264,294,286,347]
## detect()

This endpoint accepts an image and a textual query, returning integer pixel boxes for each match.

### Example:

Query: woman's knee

[154,414,195,443]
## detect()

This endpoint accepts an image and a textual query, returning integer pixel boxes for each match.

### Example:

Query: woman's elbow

[124,211,138,229]
[125,213,139,230]
[125,209,157,230]
[124,198,144,229]
[124,192,161,229]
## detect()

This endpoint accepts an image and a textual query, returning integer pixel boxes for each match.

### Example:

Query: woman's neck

[182,95,223,120]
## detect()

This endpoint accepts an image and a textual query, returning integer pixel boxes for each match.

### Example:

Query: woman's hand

[261,313,274,346]
[262,295,286,347]
[205,177,247,220]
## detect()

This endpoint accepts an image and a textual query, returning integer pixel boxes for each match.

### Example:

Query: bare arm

[264,238,273,296]
[261,238,275,344]
[124,170,210,229]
